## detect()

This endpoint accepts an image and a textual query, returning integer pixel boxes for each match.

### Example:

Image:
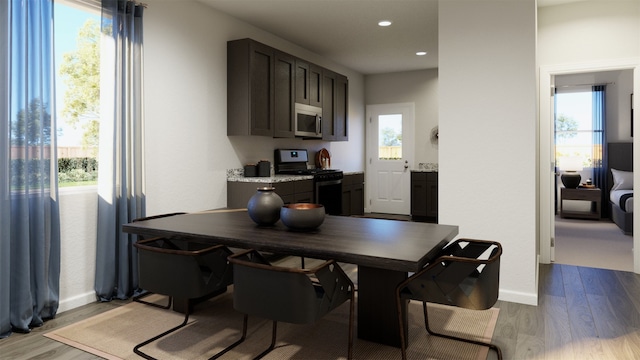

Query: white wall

[58,188,97,312]
[143,0,365,216]
[439,0,538,305]
[537,1,640,66]
[365,69,439,166]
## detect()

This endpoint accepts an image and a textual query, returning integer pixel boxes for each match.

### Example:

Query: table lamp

[559,157,583,188]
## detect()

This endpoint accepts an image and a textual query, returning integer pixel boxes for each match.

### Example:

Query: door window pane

[378,114,402,160]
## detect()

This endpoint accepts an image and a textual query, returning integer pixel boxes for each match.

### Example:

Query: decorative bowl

[280,203,325,231]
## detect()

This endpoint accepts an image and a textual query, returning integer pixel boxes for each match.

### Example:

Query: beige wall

[439,0,538,305]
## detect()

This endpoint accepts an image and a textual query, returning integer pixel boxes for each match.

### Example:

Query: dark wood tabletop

[123,209,459,272]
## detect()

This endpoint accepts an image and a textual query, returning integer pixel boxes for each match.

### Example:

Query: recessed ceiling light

[378,20,392,27]
[416,51,427,56]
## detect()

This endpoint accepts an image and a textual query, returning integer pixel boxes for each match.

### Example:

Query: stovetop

[274,149,342,180]
[277,168,341,176]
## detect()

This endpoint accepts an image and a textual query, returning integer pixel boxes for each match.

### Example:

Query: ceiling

[198,0,587,75]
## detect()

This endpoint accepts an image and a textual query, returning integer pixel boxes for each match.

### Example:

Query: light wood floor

[1,263,640,359]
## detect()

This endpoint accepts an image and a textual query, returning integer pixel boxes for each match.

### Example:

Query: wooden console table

[560,187,601,220]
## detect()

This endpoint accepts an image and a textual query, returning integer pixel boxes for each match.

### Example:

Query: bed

[607,142,633,235]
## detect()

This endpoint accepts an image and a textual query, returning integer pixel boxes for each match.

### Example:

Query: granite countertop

[227,168,364,183]
[412,163,438,172]
[227,174,313,183]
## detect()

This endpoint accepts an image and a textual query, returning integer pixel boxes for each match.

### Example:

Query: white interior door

[365,103,414,215]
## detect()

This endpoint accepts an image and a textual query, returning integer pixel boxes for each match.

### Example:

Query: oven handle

[316,179,342,186]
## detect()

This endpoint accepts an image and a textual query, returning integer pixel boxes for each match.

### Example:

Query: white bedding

[610,189,633,213]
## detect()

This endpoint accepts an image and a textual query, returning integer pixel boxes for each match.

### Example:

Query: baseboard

[58,291,97,313]
[498,289,537,306]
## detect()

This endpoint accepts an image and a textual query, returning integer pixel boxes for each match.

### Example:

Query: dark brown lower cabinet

[227,180,313,209]
[411,172,438,222]
[342,173,364,216]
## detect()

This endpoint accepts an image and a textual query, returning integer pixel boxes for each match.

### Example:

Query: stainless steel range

[274,149,343,215]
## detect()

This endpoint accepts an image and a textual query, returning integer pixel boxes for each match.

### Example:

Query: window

[378,114,403,160]
[54,1,100,187]
[555,89,594,170]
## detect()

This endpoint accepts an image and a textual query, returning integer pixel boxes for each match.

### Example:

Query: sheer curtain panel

[1,0,61,338]
[94,0,146,301]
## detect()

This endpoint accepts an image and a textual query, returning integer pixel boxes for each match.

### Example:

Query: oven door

[315,179,342,215]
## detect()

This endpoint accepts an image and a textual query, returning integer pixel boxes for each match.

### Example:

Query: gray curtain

[1,0,61,338]
[94,0,146,301]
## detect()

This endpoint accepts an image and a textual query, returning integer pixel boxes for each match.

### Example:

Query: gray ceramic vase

[247,187,284,226]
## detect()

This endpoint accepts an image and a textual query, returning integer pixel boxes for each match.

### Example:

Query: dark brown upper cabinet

[295,60,322,108]
[322,69,348,141]
[228,39,294,138]
[228,38,347,140]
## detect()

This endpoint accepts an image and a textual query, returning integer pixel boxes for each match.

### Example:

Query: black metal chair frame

[218,249,355,360]
[131,212,186,310]
[395,238,503,360]
[132,237,234,360]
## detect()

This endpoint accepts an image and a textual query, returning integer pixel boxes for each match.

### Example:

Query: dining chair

[131,212,186,309]
[395,238,503,360]
[132,236,234,360]
[218,249,355,359]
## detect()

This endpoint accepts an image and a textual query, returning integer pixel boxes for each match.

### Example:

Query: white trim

[57,291,97,313]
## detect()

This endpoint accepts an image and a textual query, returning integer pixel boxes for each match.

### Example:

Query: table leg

[357,265,408,348]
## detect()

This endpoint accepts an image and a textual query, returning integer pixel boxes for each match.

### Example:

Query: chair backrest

[229,249,353,324]
[400,239,502,310]
[135,238,233,299]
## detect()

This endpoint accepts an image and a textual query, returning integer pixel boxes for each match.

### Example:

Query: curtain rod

[555,82,615,88]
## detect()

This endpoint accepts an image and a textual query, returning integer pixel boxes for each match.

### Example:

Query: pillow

[611,168,633,191]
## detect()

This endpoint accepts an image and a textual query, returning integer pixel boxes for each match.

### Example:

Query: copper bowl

[280,203,325,231]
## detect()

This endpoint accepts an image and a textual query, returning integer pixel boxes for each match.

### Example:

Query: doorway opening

[542,67,637,273]
[553,75,634,272]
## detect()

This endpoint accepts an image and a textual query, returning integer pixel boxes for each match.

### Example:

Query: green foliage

[381,127,402,146]
[57,157,98,185]
[555,114,579,139]
[11,98,52,146]
[58,18,100,149]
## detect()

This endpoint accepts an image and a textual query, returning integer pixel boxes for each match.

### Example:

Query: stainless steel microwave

[294,103,322,138]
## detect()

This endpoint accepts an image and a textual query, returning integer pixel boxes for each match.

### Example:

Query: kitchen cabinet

[295,60,322,108]
[227,179,313,209]
[411,172,438,222]
[341,173,364,216]
[228,38,347,141]
[322,69,348,141]
[227,38,294,138]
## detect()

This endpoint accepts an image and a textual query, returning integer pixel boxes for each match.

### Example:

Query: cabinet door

[322,70,337,140]
[411,173,427,217]
[426,173,438,219]
[309,64,323,108]
[295,60,323,107]
[274,51,295,138]
[350,178,364,215]
[249,41,274,136]
[295,60,310,105]
[335,74,348,141]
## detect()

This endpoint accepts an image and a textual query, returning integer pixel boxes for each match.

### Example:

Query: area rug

[45,292,499,360]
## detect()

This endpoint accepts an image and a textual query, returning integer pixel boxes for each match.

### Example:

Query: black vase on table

[560,171,581,189]
[247,187,284,226]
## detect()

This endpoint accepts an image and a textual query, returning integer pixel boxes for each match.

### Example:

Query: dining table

[123,208,458,348]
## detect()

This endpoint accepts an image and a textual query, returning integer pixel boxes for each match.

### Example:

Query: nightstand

[560,187,601,220]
